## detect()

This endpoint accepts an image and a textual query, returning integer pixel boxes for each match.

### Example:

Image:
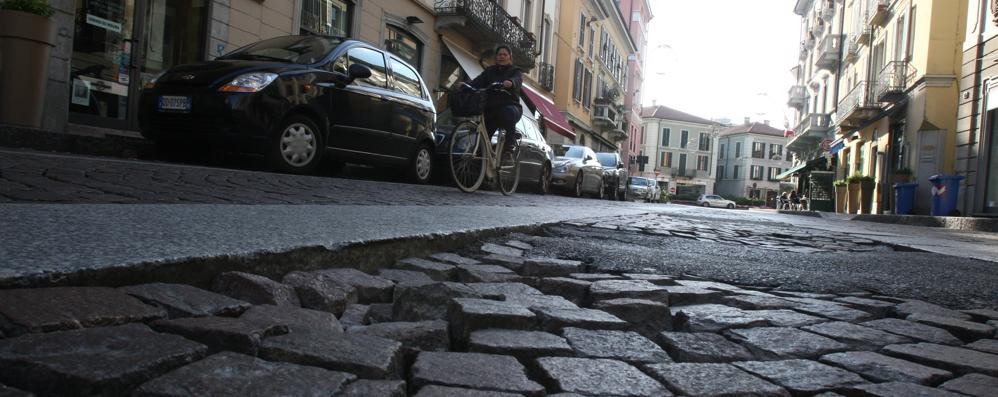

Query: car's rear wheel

[607,180,617,200]
[702,202,710,207]
[268,114,323,174]
[593,179,605,199]
[409,143,433,184]
[726,203,735,209]
[618,186,627,201]
[535,164,551,195]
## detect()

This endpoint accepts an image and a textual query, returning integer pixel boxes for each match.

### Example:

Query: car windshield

[219,36,343,64]
[630,178,649,186]
[554,146,585,158]
[595,153,617,166]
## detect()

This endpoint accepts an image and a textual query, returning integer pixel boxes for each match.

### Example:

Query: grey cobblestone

[533,306,629,332]
[833,296,896,317]
[238,304,343,335]
[964,339,998,355]
[962,309,998,322]
[818,351,953,385]
[644,362,790,397]
[340,379,406,397]
[393,282,483,321]
[413,385,523,397]
[894,301,973,321]
[660,285,723,306]
[938,373,998,397]
[861,318,963,346]
[150,316,287,355]
[622,273,676,285]
[521,257,583,277]
[538,277,591,304]
[119,283,251,318]
[429,253,481,266]
[561,327,671,364]
[593,298,671,338]
[395,258,456,281]
[657,331,754,363]
[259,331,402,379]
[733,359,868,396]
[447,298,536,345]
[468,329,573,361]
[376,269,434,284]
[480,243,523,258]
[313,268,395,304]
[536,357,672,396]
[850,381,966,397]
[133,351,356,397]
[0,287,166,336]
[905,313,996,342]
[724,327,849,360]
[338,304,371,329]
[671,304,769,332]
[802,321,913,350]
[410,352,544,396]
[590,279,669,303]
[282,271,357,317]
[212,271,301,306]
[347,320,449,353]
[881,343,998,376]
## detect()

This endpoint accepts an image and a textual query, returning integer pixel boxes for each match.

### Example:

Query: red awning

[521,85,575,140]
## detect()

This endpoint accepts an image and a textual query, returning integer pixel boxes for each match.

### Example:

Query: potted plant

[847,173,876,214]
[833,179,848,213]
[0,0,57,128]
[893,167,913,183]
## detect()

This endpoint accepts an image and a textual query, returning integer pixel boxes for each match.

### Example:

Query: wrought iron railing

[538,62,554,92]
[836,81,878,124]
[434,0,537,62]
[875,61,915,103]
[795,113,832,136]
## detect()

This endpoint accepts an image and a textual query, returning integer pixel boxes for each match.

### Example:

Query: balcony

[787,113,832,153]
[799,42,809,61]
[816,34,843,71]
[538,62,554,92]
[821,1,836,22]
[787,85,807,109]
[836,81,882,130]
[844,36,860,63]
[869,0,890,27]
[593,103,619,126]
[875,61,915,103]
[435,0,537,70]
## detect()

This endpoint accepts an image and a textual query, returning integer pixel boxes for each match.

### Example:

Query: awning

[441,37,484,79]
[775,163,809,180]
[521,84,575,140]
[829,138,845,154]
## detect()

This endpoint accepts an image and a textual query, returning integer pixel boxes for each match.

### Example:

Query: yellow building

[553,0,634,152]
[833,0,968,214]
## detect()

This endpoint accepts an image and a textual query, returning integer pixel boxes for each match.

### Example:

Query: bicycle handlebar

[460,82,513,97]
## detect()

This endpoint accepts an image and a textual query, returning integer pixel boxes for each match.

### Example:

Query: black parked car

[434,110,554,194]
[596,152,628,201]
[140,35,437,182]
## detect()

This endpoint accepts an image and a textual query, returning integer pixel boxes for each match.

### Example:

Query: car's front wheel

[573,174,584,198]
[726,203,735,209]
[409,143,433,184]
[535,164,551,195]
[268,114,323,174]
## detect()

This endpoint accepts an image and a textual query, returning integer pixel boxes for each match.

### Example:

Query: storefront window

[301,0,351,36]
[69,0,137,121]
[386,25,422,69]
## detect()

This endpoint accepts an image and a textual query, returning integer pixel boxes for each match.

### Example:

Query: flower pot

[0,10,57,128]
[860,180,876,214]
[834,185,847,213]
[847,182,861,214]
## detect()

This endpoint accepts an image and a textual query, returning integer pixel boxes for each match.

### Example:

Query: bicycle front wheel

[496,131,521,196]
[448,120,487,192]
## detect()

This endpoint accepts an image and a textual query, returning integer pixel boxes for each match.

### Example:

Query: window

[572,59,583,102]
[719,144,725,159]
[348,47,388,88]
[698,133,710,151]
[588,27,595,58]
[750,165,764,180]
[735,142,742,158]
[578,13,586,48]
[522,0,533,32]
[389,58,423,98]
[582,68,593,109]
[906,7,916,60]
[661,128,670,147]
[386,25,422,69]
[752,142,765,159]
[717,165,725,179]
[300,0,351,36]
[733,165,741,179]
[680,130,689,149]
[697,155,709,171]
[768,167,781,180]
[769,144,783,160]
[666,152,673,168]
[857,144,866,173]
[641,125,646,144]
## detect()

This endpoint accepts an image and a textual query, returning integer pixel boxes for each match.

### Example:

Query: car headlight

[219,72,279,92]
[143,71,167,89]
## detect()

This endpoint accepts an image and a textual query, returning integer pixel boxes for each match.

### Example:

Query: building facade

[715,121,794,204]
[826,0,968,214]
[616,0,653,173]
[640,105,720,199]
[956,0,998,216]
[553,0,634,153]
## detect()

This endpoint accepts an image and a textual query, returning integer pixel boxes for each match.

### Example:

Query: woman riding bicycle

[466,45,522,150]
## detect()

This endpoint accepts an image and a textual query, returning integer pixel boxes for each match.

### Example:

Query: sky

[642,1,801,128]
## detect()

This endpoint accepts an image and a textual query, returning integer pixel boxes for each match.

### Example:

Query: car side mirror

[617,163,624,169]
[348,63,372,81]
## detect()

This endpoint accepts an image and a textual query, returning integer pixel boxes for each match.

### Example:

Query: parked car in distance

[139,35,437,183]
[595,152,628,201]
[434,110,553,194]
[551,144,604,198]
[697,194,736,208]
[627,176,660,201]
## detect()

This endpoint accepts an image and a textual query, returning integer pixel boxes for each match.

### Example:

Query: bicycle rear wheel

[496,131,521,195]
[448,120,486,192]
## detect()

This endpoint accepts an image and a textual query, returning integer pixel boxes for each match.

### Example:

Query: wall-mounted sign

[86,13,122,33]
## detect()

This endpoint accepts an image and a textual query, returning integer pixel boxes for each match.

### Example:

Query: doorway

[68,0,209,130]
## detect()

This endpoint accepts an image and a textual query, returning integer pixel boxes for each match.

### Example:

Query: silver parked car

[697,194,736,208]
[627,176,660,201]
[551,144,604,198]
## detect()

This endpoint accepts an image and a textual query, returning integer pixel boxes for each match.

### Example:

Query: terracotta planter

[0,10,57,128]
[860,180,876,214]
[847,182,861,214]
[834,185,847,213]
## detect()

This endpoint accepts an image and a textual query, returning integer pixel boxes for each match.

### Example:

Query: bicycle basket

[450,87,486,117]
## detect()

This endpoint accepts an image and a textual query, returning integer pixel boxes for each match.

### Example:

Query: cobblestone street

[1,234,996,396]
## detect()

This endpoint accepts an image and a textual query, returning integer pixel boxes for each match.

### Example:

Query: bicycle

[447,82,521,195]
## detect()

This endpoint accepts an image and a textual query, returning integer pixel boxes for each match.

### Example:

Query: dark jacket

[469,64,522,111]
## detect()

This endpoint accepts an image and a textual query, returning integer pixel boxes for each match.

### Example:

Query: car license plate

[157,95,192,112]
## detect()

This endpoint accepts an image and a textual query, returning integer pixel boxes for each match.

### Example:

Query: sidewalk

[777,209,998,233]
